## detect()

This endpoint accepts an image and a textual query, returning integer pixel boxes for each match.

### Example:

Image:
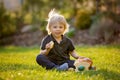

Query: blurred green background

[0,0,120,46]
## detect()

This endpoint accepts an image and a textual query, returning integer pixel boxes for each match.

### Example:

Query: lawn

[0,45,120,80]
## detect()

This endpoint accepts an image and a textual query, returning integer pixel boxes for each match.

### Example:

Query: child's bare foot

[68,68,75,71]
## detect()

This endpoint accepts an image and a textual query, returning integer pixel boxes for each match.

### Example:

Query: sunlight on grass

[0,45,120,80]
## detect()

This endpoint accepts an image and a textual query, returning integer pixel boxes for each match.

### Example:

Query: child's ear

[49,27,52,33]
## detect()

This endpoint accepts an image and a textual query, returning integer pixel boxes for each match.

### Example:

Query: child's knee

[36,54,44,62]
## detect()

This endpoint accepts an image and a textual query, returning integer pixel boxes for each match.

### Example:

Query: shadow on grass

[82,69,120,80]
[0,77,4,80]
[0,63,42,72]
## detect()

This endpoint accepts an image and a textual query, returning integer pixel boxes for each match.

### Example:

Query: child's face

[50,22,65,38]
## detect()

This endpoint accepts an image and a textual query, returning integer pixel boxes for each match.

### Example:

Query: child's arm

[40,41,54,55]
[40,49,51,55]
[70,50,93,66]
[70,50,92,62]
[70,50,85,59]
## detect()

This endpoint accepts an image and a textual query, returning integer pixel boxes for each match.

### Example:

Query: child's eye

[59,26,63,28]
[53,26,57,28]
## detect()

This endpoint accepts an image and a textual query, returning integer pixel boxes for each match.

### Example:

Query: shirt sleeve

[40,36,48,50]
[68,39,75,51]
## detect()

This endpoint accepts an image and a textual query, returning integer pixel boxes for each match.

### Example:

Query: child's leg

[36,54,68,71]
[36,54,56,69]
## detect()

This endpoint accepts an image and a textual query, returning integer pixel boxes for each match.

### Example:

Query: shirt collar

[50,34,66,43]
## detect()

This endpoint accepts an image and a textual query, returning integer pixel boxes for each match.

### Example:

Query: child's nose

[56,27,60,30]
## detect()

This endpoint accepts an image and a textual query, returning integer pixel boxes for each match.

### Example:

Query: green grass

[0,45,120,80]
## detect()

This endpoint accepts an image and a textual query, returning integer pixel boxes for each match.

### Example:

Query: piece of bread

[49,41,54,48]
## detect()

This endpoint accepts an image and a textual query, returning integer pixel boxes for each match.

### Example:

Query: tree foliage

[90,0,120,43]
[0,2,16,38]
[0,0,120,42]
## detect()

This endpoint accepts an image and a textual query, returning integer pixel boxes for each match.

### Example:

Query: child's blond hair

[46,9,69,35]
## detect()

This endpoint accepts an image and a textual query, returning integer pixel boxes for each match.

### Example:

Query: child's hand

[78,57,93,67]
[83,58,93,65]
[83,58,91,61]
[78,57,92,64]
[45,41,54,50]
